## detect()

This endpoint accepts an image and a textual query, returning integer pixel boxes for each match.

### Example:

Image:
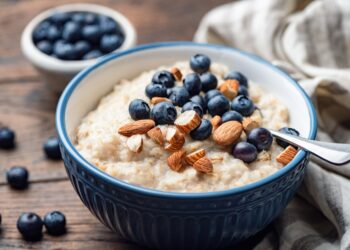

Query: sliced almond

[147,127,164,145]
[164,127,185,152]
[185,149,206,165]
[242,117,259,133]
[219,79,239,100]
[276,146,297,165]
[171,67,182,81]
[174,110,201,134]
[126,134,143,153]
[193,157,213,173]
[151,97,171,105]
[167,149,186,172]
[213,121,243,146]
[118,119,155,137]
[211,115,222,131]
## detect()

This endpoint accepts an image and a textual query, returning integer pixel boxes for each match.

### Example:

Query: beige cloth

[195,0,350,249]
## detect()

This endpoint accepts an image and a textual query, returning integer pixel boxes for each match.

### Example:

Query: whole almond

[151,97,171,105]
[147,127,164,145]
[193,157,213,173]
[118,119,155,137]
[211,115,222,131]
[276,146,297,165]
[213,121,243,146]
[126,134,143,153]
[242,117,259,133]
[167,149,186,172]
[175,110,201,134]
[171,67,183,81]
[185,149,206,165]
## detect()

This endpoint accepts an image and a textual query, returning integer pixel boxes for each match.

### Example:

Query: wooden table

[0,0,236,249]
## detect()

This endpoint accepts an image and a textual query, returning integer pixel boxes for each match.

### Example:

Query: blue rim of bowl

[56,41,318,199]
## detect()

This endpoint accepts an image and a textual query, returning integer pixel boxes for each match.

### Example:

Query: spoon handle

[270,130,350,165]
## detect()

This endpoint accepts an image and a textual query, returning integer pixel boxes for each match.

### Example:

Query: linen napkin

[194,0,350,249]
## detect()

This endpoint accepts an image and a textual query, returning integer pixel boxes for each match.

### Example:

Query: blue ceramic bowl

[56,42,317,249]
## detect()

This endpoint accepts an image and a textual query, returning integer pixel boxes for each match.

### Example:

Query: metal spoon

[270,130,350,165]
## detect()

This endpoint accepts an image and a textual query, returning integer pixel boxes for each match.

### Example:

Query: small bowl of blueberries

[21,3,137,93]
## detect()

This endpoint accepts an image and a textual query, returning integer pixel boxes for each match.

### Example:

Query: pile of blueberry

[32,11,124,60]
[0,126,66,241]
[128,54,299,163]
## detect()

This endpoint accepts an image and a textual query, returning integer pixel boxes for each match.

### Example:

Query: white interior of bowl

[63,44,313,142]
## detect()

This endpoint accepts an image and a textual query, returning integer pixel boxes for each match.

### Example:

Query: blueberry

[100,34,123,53]
[50,12,71,25]
[276,127,300,148]
[84,13,98,24]
[74,40,91,58]
[182,102,204,117]
[183,73,202,96]
[43,137,62,160]
[82,50,103,60]
[224,71,248,88]
[207,95,230,116]
[145,84,167,99]
[190,95,207,113]
[151,102,177,125]
[6,166,29,190]
[36,40,52,55]
[200,72,217,92]
[0,127,16,149]
[152,70,175,88]
[17,213,43,241]
[247,128,273,151]
[232,142,257,163]
[221,110,243,123]
[32,21,50,43]
[166,88,173,97]
[129,99,150,120]
[190,54,211,73]
[71,12,86,24]
[168,87,190,107]
[99,16,120,34]
[231,95,255,116]
[238,85,249,96]
[62,21,81,42]
[46,25,62,42]
[204,89,222,103]
[82,25,101,44]
[190,119,212,140]
[53,41,76,60]
[44,211,66,236]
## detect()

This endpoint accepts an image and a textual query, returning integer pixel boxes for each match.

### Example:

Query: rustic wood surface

[0,0,270,249]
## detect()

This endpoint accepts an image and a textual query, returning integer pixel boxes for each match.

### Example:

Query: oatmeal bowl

[56,42,317,249]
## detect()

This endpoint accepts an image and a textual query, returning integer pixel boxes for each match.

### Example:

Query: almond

[211,115,222,131]
[151,97,171,105]
[193,157,213,173]
[174,110,201,134]
[213,121,243,146]
[126,134,143,153]
[165,127,185,152]
[185,149,206,165]
[276,146,297,165]
[242,117,259,133]
[219,79,239,100]
[118,119,155,137]
[167,149,186,172]
[147,127,164,145]
[171,67,182,81]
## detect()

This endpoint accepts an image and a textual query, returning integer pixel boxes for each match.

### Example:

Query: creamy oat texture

[75,62,289,192]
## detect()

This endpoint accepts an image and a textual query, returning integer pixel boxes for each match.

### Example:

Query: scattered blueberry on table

[17,212,43,241]
[0,127,16,149]
[43,137,62,160]
[32,11,125,60]
[6,166,29,190]
[44,211,66,236]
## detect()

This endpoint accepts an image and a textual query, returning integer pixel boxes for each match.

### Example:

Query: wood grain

[0,0,230,249]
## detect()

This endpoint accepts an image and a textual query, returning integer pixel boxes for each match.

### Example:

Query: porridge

[74,54,299,192]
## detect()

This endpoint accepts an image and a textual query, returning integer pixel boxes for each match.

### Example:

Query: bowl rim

[56,41,318,199]
[21,3,137,73]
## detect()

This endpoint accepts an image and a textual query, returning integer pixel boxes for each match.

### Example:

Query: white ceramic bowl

[21,3,137,93]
